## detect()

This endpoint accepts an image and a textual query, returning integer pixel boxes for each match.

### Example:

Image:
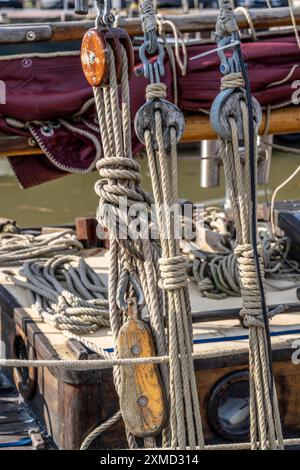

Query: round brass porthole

[13,334,37,400]
[207,370,250,442]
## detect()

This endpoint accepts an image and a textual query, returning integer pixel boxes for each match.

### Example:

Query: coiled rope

[192,229,300,299]
[143,82,204,450]
[93,44,168,449]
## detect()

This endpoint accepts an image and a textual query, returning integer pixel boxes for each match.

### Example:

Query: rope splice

[81,1,169,449]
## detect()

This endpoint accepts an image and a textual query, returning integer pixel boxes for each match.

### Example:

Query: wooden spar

[0,105,299,159]
[117,6,300,36]
[0,7,300,44]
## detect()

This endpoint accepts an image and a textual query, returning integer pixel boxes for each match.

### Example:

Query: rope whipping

[0,229,82,266]
[92,26,169,448]
[211,0,284,449]
[134,1,204,450]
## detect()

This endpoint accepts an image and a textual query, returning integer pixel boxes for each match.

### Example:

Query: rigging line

[234,31,275,400]
[270,164,300,236]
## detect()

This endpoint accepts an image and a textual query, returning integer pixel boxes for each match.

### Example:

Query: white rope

[140,0,157,33]
[288,0,300,50]
[270,164,300,235]
[80,411,122,450]
[93,44,168,449]
[4,255,110,334]
[217,101,284,449]
[234,7,257,41]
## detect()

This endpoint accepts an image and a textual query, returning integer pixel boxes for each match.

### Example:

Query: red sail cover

[0,34,299,187]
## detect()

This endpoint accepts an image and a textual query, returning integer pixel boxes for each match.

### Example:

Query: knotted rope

[143,82,204,450]
[0,229,82,266]
[93,44,168,449]
[140,0,158,54]
[221,72,245,90]
[192,229,300,299]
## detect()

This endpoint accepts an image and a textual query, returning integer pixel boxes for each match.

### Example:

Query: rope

[140,0,158,54]
[0,230,82,266]
[143,82,204,450]
[157,17,188,76]
[270,164,300,235]
[4,255,109,334]
[192,228,300,298]
[266,64,299,89]
[213,5,284,448]
[234,7,257,41]
[217,100,284,449]
[157,16,188,105]
[221,72,245,90]
[288,0,300,50]
[80,411,121,450]
[93,44,168,449]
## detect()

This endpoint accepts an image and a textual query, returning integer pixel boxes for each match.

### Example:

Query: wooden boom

[0,7,300,44]
[0,105,299,159]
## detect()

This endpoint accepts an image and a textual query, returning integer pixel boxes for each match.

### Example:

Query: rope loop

[159,255,188,291]
[146,82,167,101]
[235,244,265,328]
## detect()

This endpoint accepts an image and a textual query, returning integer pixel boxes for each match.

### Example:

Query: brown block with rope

[117,299,167,438]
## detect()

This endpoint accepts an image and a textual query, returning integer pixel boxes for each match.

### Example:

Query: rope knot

[158,255,188,291]
[146,83,167,101]
[235,243,265,328]
[95,157,149,209]
[221,72,245,91]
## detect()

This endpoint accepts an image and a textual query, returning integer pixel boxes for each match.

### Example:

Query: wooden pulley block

[210,88,262,142]
[117,298,167,438]
[81,28,109,87]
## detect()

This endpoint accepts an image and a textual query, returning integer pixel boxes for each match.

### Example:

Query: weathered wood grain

[117,312,167,438]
